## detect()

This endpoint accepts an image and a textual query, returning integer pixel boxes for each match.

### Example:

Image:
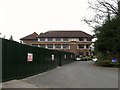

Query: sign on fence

[27,53,33,62]
[52,54,55,60]
[64,55,66,59]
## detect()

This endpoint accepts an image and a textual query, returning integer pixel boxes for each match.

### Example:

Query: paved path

[3,61,118,88]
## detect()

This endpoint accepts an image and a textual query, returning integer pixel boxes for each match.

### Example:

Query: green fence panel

[15,44,27,79]
[0,38,2,83]
[2,39,75,82]
[2,39,8,82]
[2,39,19,81]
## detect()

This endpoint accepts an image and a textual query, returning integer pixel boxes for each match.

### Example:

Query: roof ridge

[48,30,83,32]
[20,32,38,40]
[38,30,92,38]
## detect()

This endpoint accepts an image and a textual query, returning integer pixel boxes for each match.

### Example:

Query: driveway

[3,61,118,88]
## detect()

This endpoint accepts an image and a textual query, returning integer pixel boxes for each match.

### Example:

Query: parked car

[76,57,81,61]
[92,58,97,62]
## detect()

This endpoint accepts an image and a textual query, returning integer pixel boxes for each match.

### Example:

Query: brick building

[20,30,93,56]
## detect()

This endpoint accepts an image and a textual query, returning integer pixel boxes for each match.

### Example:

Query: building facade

[20,32,38,45]
[20,31,93,56]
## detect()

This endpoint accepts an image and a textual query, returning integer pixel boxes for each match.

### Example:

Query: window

[84,38,87,41]
[78,44,84,49]
[63,38,68,41]
[87,38,91,41]
[39,44,46,48]
[86,45,89,49]
[63,44,69,49]
[79,52,84,55]
[47,44,53,48]
[47,38,53,41]
[55,44,61,49]
[40,38,45,41]
[79,38,83,41]
[55,38,61,41]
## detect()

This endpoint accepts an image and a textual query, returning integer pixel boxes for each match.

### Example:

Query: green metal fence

[0,38,2,84]
[1,39,75,82]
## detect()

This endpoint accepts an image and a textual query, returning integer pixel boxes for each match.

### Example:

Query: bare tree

[84,0,118,28]
[9,35,13,41]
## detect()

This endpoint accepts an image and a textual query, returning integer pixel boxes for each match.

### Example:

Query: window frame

[63,44,69,49]
[40,38,45,41]
[63,38,69,41]
[55,38,61,41]
[47,44,53,48]
[39,44,46,48]
[55,44,61,49]
[47,38,53,41]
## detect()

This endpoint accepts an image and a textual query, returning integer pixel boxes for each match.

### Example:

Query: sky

[0,0,95,42]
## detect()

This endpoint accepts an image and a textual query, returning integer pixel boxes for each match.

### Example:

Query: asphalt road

[3,61,118,88]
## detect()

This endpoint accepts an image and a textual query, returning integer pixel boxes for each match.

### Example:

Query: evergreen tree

[94,17,120,61]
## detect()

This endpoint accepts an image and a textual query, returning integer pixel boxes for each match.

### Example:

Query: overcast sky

[0,0,95,42]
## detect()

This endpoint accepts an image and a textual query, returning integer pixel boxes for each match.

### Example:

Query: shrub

[95,60,113,67]
[86,56,93,60]
[80,56,92,61]
[112,62,120,67]
[81,57,87,61]
[96,53,108,61]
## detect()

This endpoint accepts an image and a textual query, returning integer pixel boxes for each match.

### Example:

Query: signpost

[112,58,116,63]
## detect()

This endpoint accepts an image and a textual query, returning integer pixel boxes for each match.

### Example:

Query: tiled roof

[38,30,92,38]
[20,32,38,40]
